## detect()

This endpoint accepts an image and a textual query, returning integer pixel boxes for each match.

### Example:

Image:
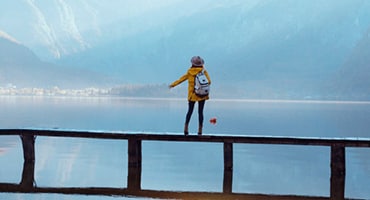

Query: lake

[1,96,370,199]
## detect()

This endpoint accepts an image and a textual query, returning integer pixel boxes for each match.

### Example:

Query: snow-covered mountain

[1,0,214,60]
[56,0,370,97]
[1,0,370,99]
[0,35,113,88]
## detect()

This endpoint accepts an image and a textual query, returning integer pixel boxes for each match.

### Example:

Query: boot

[198,125,203,136]
[184,124,189,136]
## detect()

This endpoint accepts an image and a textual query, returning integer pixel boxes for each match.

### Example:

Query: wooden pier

[1,129,370,200]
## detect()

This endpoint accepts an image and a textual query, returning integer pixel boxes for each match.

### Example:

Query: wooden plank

[20,134,35,162]
[19,134,35,189]
[330,145,346,200]
[1,129,370,147]
[1,129,370,199]
[127,138,142,191]
[0,184,332,200]
[223,142,233,193]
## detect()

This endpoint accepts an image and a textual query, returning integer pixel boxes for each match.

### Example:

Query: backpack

[194,69,210,97]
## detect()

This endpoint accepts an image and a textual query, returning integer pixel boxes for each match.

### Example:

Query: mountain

[328,27,370,100]
[0,36,114,88]
[55,0,370,99]
[2,0,370,99]
[0,0,203,61]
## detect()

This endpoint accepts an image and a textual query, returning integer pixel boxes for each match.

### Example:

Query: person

[169,56,211,136]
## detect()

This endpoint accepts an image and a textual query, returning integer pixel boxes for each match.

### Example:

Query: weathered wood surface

[0,183,332,200]
[1,129,369,200]
[1,129,370,147]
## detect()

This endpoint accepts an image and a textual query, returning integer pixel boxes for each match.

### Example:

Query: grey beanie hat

[191,56,204,66]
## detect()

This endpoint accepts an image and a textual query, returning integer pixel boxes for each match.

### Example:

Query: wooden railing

[1,129,369,200]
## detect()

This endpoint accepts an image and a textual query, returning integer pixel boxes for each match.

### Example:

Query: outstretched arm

[169,73,188,88]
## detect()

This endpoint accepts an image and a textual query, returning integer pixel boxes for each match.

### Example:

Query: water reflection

[1,97,370,199]
[2,133,369,197]
[35,137,127,188]
[346,148,370,198]
[0,136,23,184]
[234,144,330,196]
[142,141,223,192]
[1,133,339,200]
[2,96,370,137]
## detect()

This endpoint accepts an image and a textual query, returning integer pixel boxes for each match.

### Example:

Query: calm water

[1,96,370,199]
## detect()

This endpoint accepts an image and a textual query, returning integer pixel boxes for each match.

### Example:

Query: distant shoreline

[1,95,370,105]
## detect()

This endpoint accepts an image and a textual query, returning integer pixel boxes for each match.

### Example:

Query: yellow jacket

[170,66,211,101]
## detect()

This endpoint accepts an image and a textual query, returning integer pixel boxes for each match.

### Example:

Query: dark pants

[185,100,205,126]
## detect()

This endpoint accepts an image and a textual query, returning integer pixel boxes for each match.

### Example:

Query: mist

[1,0,370,100]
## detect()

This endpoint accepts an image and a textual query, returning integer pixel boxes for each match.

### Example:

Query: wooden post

[223,142,233,193]
[127,137,142,191]
[330,145,345,200]
[20,134,35,189]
